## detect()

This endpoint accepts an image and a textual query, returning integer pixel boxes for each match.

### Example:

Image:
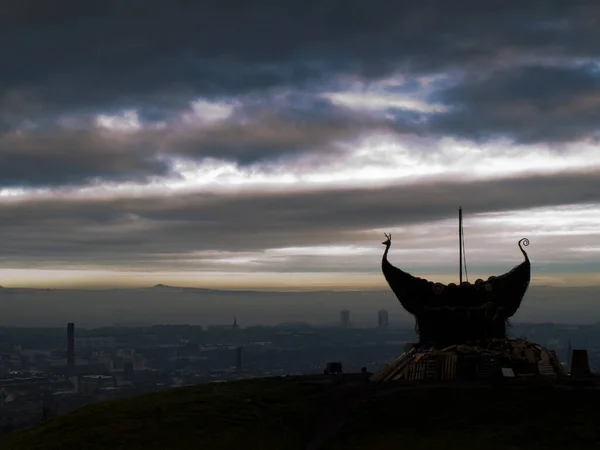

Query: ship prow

[382,209,530,346]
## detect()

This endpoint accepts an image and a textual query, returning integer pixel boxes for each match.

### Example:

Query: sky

[1,1,600,290]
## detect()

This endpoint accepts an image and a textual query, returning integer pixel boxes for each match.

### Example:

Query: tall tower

[233,316,239,330]
[340,310,350,328]
[378,309,389,328]
[67,323,75,368]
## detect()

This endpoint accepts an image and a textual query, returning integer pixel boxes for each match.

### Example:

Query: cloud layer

[1,1,600,287]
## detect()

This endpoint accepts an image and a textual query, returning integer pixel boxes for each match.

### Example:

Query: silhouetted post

[570,349,590,378]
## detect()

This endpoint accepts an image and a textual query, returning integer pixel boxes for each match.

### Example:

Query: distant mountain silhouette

[150,284,222,293]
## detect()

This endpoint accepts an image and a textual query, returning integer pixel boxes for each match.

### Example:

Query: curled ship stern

[374,210,563,382]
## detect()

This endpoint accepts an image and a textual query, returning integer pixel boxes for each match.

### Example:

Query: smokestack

[340,310,350,328]
[67,323,75,368]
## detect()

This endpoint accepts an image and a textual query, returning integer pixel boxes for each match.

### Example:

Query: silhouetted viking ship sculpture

[382,209,530,347]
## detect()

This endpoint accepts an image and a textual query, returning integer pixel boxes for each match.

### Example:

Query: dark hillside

[1,377,599,450]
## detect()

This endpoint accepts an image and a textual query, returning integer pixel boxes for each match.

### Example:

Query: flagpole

[459,207,463,284]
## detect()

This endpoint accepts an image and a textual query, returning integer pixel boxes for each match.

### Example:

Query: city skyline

[2,2,600,289]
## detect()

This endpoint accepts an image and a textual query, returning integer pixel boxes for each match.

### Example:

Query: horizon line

[0,282,592,292]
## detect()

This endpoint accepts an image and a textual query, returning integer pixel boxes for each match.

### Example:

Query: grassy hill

[1,376,600,450]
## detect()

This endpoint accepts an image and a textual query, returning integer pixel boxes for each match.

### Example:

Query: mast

[459,207,463,284]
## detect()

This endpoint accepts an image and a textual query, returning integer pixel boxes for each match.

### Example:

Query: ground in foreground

[1,376,599,450]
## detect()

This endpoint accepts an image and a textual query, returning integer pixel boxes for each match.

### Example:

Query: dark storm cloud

[429,64,600,143]
[0,96,383,187]
[168,95,385,165]
[0,170,599,268]
[0,128,172,187]
[2,0,600,124]
[2,1,600,188]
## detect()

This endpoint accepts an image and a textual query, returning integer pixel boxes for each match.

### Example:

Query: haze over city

[1,1,600,315]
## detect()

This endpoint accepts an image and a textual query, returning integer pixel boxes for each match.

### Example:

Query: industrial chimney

[67,323,75,368]
[340,310,350,328]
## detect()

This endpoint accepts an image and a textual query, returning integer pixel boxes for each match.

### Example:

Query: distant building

[208,317,240,331]
[340,310,350,328]
[325,362,343,374]
[75,337,117,350]
[378,309,389,328]
[123,362,135,382]
[0,354,9,378]
[235,346,242,373]
[78,375,116,394]
[133,354,146,370]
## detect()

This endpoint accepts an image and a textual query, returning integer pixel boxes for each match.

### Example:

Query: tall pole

[459,207,463,284]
